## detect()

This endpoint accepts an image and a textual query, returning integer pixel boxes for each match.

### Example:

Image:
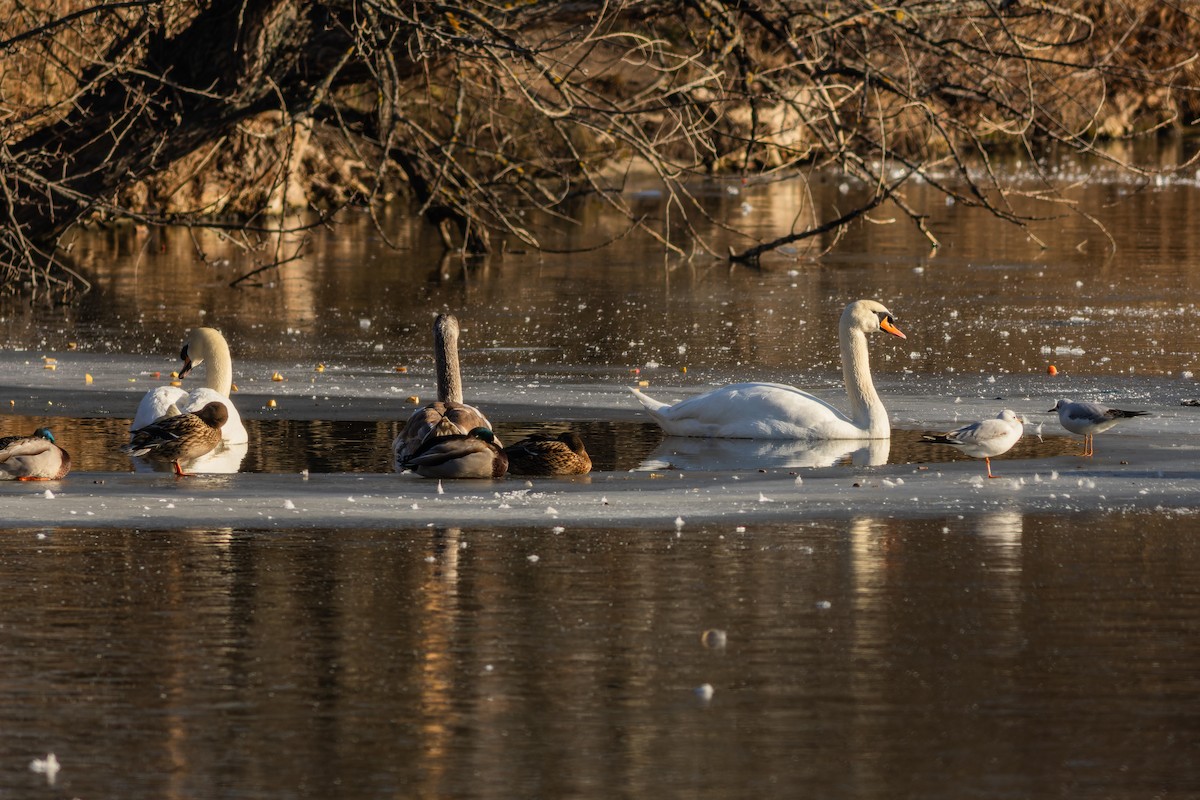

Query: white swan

[132,327,248,445]
[631,299,905,439]
[393,314,498,470]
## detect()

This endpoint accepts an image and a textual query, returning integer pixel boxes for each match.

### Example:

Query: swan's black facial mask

[178,344,195,378]
[878,314,906,340]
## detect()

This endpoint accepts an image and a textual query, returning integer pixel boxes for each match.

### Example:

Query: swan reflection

[130,440,248,474]
[636,436,890,471]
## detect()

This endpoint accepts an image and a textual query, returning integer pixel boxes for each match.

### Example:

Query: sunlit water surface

[0,413,1081,473]
[3,153,1200,389]
[1,515,1196,799]
[3,161,1200,798]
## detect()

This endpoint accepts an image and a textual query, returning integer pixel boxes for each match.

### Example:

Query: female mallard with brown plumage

[0,428,71,480]
[399,427,508,479]
[122,401,228,476]
[393,314,497,470]
[503,432,592,476]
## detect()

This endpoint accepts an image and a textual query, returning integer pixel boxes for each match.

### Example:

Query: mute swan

[132,327,248,445]
[504,432,592,475]
[393,314,497,469]
[922,409,1025,478]
[399,427,508,479]
[123,401,228,476]
[0,428,71,480]
[1049,399,1149,457]
[631,299,905,439]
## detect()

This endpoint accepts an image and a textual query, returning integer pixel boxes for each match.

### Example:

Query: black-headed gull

[921,409,1025,478]
[1049,399,1149,457]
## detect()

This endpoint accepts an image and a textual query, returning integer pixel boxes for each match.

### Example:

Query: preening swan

[132,327,248,445]
[631,299,905,439]
[393,314,497,469]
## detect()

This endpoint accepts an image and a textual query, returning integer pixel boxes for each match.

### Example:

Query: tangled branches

[1,0,1197,295]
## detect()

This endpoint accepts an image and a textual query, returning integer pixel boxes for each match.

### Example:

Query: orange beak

[880,315,906,340]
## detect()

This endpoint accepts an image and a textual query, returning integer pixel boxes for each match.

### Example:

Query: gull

[922,409,1025,478]
[1049,399,1149,457]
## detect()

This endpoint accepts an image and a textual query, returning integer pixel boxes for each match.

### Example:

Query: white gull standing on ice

[1049,399,1149,457]
[921,409,1025,478]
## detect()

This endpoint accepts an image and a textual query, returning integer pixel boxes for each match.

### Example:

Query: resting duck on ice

[0,428,71,480]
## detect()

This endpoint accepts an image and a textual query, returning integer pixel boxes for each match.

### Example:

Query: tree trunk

[8,1,314,249]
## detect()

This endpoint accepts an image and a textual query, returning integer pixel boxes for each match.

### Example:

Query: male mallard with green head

[0,428,71,480]
[400,427,508,479]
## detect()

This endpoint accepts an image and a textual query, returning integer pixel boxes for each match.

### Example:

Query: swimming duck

[0,428,72,480]
[122,401,229,476]
[922,409,1025,478]
[399,427,508,479]
[504,432,592,475]
[632,300,905,440]
[393,314,497,469]
[1049,399,1150,457]
[132,327,247,445]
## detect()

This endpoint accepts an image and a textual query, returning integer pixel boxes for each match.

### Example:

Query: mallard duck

[133,327,247,445]
[400,427,508,479]
[922,409,1025,478]
[504,432,592,475]
[0,428,71,480]
[1049,399,1149,457]
[393,314,497,469]
[632,300,905,439]
[122,401,229,476]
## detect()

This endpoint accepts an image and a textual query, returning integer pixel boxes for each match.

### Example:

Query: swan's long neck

[199,332,234,397]
[434,315,464,404]
[840,324,888,437]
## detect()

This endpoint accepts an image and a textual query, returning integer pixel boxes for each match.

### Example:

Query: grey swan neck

[434,314,464,404]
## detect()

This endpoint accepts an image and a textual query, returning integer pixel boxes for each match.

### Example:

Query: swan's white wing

[132,386,188,430]
[633,383,862,439]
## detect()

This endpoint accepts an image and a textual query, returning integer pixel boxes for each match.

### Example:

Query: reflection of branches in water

[2,1,1198,296]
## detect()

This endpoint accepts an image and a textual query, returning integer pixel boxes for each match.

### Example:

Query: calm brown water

[3,157,1200,389]
[0,413,1080,474]
[3,162,1200,799]
[1,515,1196,799]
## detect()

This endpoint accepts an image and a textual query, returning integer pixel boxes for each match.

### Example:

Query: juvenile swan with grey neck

[393,314,497,469]
[631,300,905,439]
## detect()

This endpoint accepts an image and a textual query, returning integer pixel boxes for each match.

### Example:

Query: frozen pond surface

[2,349,1199,528]
[2,166,1200,798]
